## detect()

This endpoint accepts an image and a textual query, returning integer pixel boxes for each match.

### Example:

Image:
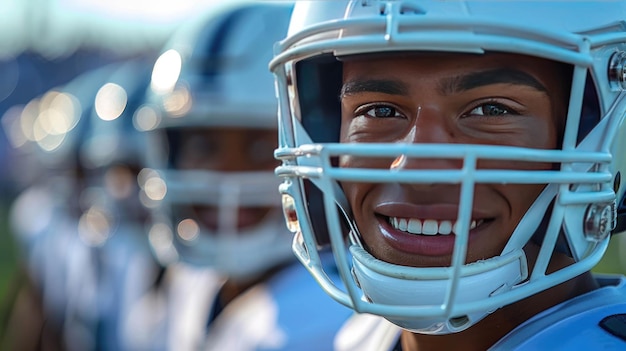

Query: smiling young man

[270,1,626,350]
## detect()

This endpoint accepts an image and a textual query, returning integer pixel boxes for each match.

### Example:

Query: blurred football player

[76,57,160,351]
[5,63,120,351]
[132,2,353,350]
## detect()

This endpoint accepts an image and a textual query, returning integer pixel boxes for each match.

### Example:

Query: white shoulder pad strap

[334,313,401,351]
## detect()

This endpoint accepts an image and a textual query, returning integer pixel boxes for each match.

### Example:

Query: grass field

[0,202,19,337]
[593,234,626,274]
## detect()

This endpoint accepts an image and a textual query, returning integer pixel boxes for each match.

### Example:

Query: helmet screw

[609,51,626,91]
[281,192,300,233]
[584,202,616,241]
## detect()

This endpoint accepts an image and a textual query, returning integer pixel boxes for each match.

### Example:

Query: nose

[402,105,456,144]
[389,105,462,171]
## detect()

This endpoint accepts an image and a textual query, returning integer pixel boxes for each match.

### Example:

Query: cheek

[339,154,362,219]
[461,117,558,150]
[497,183,546,224]
[340,182,358,203]
[339,182,367,228]
[338,171,378,218]
[514,101,561,150]
[516,117,559,150]
[341,117,371,143]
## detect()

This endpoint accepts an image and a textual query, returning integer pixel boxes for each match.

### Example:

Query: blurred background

[0,0,250,345]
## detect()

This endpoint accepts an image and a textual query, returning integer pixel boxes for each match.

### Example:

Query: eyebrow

[340,79,408,98]
[441,67,548,94]
[340,67,547,99]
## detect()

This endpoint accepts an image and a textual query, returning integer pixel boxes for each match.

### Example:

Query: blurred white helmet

[137,1,295,281]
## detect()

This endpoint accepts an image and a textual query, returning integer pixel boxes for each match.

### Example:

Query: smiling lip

[374,203,491,256]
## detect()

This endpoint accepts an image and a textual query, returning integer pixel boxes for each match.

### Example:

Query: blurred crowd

[0,1,352,350]
[0,1,625,351]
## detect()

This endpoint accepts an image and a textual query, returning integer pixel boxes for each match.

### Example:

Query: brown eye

[357,104,402,119]
[466,102,517,117]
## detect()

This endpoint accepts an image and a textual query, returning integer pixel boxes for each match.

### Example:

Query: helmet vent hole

[377,2,425,15]
[449,315,470,329]
[399,4,425,15]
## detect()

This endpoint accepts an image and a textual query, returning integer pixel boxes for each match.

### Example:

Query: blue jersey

[204,254,354,351]
[335,275,626,351]
[492,275,626,350]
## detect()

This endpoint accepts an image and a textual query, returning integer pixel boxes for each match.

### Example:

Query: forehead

[341,52,568,87]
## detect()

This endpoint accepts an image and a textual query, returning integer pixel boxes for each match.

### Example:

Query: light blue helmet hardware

[271,0,626,334]
[609,51,626,91]
[136,2,295,280]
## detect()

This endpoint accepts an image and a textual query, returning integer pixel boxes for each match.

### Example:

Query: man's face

[174,127,278,231]
[339,52,569,267]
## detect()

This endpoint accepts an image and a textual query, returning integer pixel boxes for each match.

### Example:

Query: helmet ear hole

[448,315,470,330]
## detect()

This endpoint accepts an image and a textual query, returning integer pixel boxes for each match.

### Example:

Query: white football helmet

[136,1,295,281]
[271,0,626,334]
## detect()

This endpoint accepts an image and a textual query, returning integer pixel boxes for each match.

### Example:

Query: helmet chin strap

[350,245,527,334]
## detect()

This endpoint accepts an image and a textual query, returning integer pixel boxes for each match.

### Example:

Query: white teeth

[422,220,438,235]
[389,217,484,235]
[438,220,452,235]
[407,218,422,234]
[399,218,408,231]
[470,220,478,230]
